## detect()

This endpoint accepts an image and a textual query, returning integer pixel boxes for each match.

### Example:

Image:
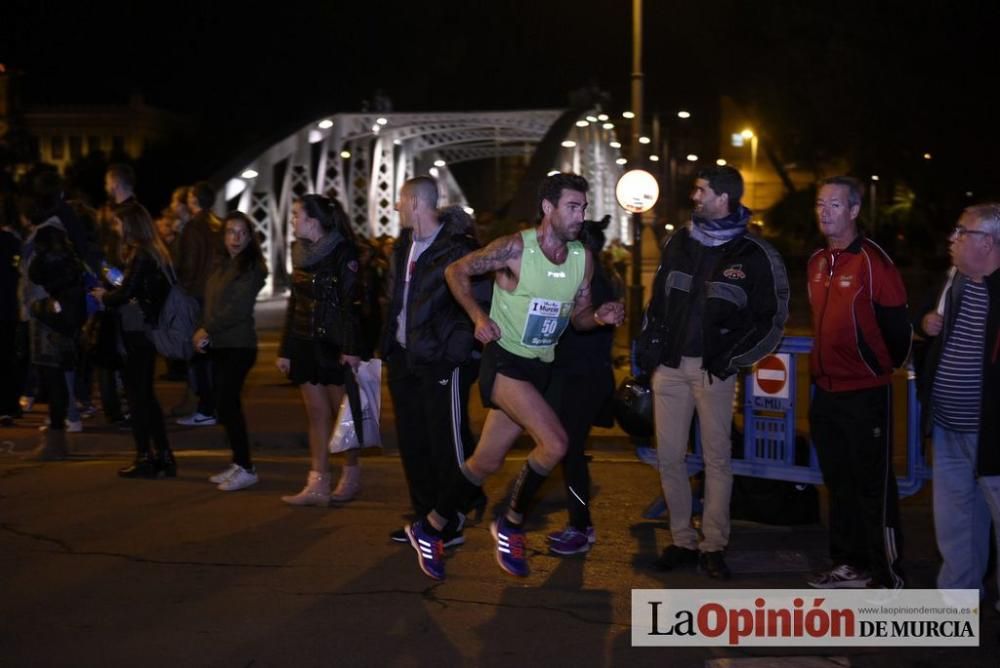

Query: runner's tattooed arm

[570,249,625,331]
[445,233,523,343]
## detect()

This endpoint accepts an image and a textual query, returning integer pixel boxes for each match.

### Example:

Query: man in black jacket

[382,177,485,546]
[635,166,789,580]
[917,204,1000,602]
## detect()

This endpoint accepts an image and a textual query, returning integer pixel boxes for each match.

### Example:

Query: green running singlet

[490,228,586,362]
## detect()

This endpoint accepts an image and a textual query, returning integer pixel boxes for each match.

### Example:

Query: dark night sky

[5,0,1000,206]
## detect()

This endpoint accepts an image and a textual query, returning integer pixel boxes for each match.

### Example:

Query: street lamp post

[627,0,645,342]
[741,128,758,209]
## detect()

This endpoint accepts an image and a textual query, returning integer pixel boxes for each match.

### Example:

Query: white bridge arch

[217,109,626,295]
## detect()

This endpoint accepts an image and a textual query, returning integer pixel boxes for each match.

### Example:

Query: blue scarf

[688,205,751,247]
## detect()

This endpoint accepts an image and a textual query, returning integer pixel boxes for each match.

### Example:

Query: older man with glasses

[918,204,1000,608]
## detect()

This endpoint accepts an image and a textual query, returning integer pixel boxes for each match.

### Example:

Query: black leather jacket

[279,238,362,357]
[635,226,789,379]
[101,248,171,326]
[379,212,486,373]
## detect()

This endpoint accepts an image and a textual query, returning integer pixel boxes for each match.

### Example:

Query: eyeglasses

[952,225,989,239]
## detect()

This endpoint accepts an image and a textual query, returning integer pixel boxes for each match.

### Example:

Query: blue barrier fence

[637,336,932,518]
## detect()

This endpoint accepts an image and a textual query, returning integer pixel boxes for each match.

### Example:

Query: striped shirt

[933,280,989,432]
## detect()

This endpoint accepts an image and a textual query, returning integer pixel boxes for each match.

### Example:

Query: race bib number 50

[521,298,572,347]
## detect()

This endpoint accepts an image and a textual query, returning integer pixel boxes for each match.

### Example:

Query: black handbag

[611,376,654,438]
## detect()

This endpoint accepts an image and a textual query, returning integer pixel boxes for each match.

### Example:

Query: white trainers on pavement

[808,564,871,589]
[217,466,259,491]
[209,463,241,484]
[177,412,217,426]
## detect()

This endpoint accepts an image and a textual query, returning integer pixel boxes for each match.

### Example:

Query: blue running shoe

[405,520,445,580]
[491,516,529,577]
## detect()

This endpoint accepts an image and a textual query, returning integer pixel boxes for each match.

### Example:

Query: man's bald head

[405,176,439,210]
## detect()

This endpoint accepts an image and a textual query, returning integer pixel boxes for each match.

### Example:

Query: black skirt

[285,336,346,386]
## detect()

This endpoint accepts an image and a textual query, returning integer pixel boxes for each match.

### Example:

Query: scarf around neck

[291,230,343,270]
[688,205,751,247]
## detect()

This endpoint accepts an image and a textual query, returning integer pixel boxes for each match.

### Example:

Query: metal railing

[637,336,932,518]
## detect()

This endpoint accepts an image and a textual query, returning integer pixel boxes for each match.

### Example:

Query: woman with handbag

[278,194,363,505]
[194,212,267,491]
[92,203,175,478]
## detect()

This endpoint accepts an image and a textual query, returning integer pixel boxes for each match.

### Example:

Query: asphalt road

[2,300,998,667]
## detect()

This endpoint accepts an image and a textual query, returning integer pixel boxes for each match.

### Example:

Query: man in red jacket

[807,176,912,589]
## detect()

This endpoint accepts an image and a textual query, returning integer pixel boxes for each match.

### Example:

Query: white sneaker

[38,419,83,433]
[217,466,259,491]
[209,463,241,484]
[808,564,871,589]
[177,412,217,426]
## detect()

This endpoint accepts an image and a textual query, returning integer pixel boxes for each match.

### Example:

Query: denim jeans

[932,424,1000,595]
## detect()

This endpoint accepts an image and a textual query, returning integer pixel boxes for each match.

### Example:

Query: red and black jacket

[807,235,912,392]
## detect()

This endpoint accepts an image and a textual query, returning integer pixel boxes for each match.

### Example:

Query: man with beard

[636,165,789,581]
[404,173,625,580]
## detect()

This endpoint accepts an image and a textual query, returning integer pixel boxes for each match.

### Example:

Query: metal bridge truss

[217,110,625,294]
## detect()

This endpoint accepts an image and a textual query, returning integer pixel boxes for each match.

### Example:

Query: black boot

[118,455,157,478]
[153,449,177,478]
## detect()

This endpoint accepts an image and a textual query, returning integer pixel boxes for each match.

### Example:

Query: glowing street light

[576,120,590,127]
[686,154,699,162]
[240,169,258,179]
[622,110,635,119]
[677,110,691,119]
[716,158,727,166]
[561,140,577,148]
[340,150,351,159]
[616,169,660,214]
[318,119,333,129]
[433,159,446,167]
[638,136,651,145]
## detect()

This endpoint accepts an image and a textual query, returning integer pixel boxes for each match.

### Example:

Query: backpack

[149,267,199,360]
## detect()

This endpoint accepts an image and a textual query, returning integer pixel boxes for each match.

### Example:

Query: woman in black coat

[278,195,363,505]
[92,203,174,478]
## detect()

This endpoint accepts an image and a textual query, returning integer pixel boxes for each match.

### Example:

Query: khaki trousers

[652,357,736,552]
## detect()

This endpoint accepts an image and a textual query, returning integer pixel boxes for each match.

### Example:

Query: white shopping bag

[329,358,382,453]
